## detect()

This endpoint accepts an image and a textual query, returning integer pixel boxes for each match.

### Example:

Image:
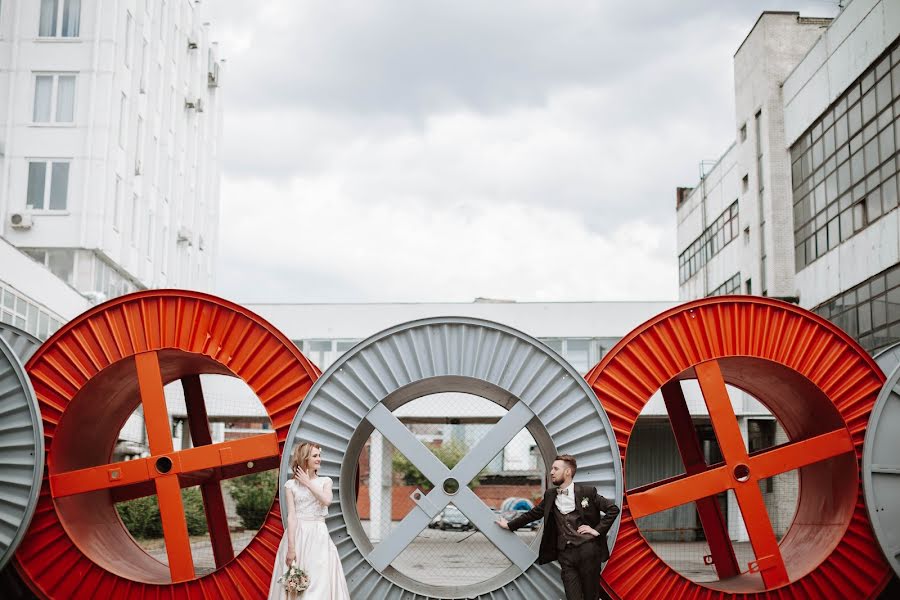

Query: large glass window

[792,42,900,270]
[678,201,740,284]
[33,74,75,123]
[298,339,361,370]
[0,283,63,339]
[26,160,69,210]
[39,0,80,38]
[815,264,900,351]
[709,273,741,297]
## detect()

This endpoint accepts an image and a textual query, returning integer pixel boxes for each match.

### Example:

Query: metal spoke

[366,404,448,483]
[155,474,195,582]
[452,486,536,571]
[366,503,435,571]
[135,352,174,455]
[452,402,534,485]
[750,429,854,479]
[694,360,747,464]
[627,466,732,519]
[661,380,739,578]
[364,402,538,573]
[183,375,234,568]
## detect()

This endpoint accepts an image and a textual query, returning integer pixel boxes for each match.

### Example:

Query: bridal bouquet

[278,563,310,596]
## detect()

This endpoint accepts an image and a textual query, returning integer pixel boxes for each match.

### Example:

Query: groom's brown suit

[507,484,619,600]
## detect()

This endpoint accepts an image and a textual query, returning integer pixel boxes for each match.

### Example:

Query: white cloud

[204,1,839,303]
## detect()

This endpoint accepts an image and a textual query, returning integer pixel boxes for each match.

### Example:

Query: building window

[26,160,69,210]
[140,40,149,92]
[23,249,75,285]
[538,338,606,374]
[131,194,139,245]
[39,0,80,38]
[146,212,154,259]
[119,93,127,148]
[298,339,361,370]
[112,175,122,231]
[814,264,900,351]
[0,284,63,339]
[124,11,132,67]
[740,124,747,142]
[678,200,740,284]
[709,273,741,297]
[792,39,900,270]
[92,255,139,300]
[135,116,144,174]
[33,74,75,123]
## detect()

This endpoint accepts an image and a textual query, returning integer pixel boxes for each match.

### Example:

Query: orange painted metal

[183,374,235,568]
[50,433,278,497]
[13,290,320,599]
[660,380,739,579]
[585,296,892,600]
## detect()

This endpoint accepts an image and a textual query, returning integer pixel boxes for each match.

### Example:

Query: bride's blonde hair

[290,441,320,474]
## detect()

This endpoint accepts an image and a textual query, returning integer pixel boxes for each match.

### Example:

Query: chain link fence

[357,393,545,587]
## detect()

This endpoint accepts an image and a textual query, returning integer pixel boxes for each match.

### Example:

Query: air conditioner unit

[187,39,199,50]
[9,212,33,229]
[184,98,203,112]
[177,227,193,245]
[207,63,220,88]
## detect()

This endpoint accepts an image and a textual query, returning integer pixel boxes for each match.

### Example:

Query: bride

[268,441,350,599]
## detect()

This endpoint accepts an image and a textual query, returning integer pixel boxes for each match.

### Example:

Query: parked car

[434,506,472,531]
[501,508,542,531]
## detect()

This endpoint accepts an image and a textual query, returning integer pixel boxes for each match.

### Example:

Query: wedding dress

[267,477,350,599]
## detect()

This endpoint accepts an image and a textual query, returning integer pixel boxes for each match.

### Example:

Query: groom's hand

[577,525,599,537]
[496,518,510,530]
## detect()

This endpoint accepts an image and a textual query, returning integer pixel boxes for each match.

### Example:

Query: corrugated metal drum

[874,340,900,374]
[280,317,623,599]
[864,361,900,578]
[586,297,892,599]
[13,290,321,599]
[0,328,43,571]
[0,323,40,365]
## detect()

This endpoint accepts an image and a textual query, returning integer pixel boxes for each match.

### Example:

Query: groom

[496,455,620,600]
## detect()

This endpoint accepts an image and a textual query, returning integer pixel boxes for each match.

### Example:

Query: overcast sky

[204,1,840,304]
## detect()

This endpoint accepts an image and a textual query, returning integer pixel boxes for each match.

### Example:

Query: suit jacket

[507,484,620,564]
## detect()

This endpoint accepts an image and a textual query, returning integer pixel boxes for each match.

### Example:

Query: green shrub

[116,487,208,539]
[228,470,278,530]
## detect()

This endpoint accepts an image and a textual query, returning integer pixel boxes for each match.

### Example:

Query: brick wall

[356,484,543,520]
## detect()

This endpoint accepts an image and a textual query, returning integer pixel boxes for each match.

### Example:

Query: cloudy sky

[205,1,840,304]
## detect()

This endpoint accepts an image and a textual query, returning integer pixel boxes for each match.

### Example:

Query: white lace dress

[267,477,350,600]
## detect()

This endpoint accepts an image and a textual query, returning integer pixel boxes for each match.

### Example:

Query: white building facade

[0,0,223,304]
[677,12,832,302]
[678,0,900,355]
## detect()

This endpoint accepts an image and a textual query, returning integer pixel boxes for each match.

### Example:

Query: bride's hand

[294,466,311,487]
[286,549,296,567]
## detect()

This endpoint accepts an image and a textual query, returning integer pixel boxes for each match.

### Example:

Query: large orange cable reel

[13,290,320,599]
[585,297,892,600]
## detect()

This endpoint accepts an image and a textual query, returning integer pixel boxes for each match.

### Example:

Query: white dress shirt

[555,482,576,515]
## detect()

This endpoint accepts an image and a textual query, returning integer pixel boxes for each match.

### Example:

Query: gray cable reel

[0,324,43,571]
[279,317,623,599]
[864,352,900,579]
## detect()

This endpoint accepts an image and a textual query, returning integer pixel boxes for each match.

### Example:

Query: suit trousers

[557,540,608,600]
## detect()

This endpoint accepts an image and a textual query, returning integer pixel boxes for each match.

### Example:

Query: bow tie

[558,488,569,496]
